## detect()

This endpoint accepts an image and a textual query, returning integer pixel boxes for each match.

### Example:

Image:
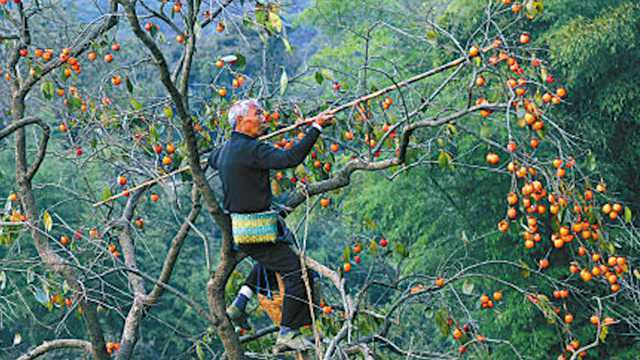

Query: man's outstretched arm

[252,124,323,170]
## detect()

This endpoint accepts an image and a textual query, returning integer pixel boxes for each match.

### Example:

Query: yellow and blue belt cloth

[230,210,279,244]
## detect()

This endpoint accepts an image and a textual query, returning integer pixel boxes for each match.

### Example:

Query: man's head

[228,99,265,138]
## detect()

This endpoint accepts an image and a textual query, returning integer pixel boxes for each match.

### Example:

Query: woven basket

[230,210,278,244]
[257,272,285,326]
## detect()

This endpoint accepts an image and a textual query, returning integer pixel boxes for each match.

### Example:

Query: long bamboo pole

[93,55,469,207]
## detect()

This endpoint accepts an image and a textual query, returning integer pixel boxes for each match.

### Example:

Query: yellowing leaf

[434,307,450,336]
[163,106,173,119]
[101,186,112,202]
[519,260,531,279]
[279,68,288,96]
[268,12,283,33]
[13,333,22,346]
[196,342,205,360]
[271,179,281,196]
[462,280,474,295]
[0,271,6,290]
[43,210,53,232]
[600,326,609,342]
[294,164,306,178]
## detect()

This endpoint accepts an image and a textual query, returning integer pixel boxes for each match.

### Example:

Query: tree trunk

[12,96,110,360]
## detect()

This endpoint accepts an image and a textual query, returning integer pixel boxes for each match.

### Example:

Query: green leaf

[314,71,324,85]
[479,125,491,138]
[624,207,632,223]
[130,98,143,111]
[282,37,293,54]
[279,68,288,96]
[67,97,82,112]
[320,69,334,81]
[126,76,134,94]
[364,218,377,230]
[234,53,246,68]
[196,342,205,360]
[437,151,451,169]
[101,186,112,202]
[163,106,173,119]
[43,210,53,232]
[434,307,450,336]
[150,24,158,38]
[519,259,530,279]
[424,308,434,319]
[255,8,267,25]
[343,246,351,262]
[394,242,409,258]
[149,126,159,143]
[586,151,597,171]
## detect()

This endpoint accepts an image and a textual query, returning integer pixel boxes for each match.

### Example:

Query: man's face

[238,105,265,137]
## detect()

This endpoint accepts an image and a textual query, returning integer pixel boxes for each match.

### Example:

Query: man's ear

[234,115,243,129]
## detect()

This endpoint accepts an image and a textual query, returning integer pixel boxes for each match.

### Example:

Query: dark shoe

[226,304,251,331]
[272,331,314,354]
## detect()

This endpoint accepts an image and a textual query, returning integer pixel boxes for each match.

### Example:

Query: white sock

[239,285,254,299]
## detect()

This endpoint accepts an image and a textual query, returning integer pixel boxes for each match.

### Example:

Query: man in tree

[208,99,333,353]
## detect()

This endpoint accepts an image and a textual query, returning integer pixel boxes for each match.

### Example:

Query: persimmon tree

[0,0,638,359]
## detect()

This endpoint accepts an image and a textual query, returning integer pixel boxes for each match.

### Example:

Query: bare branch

[17,339,92,360]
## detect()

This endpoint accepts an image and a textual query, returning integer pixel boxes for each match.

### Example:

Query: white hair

[228,99,262,129]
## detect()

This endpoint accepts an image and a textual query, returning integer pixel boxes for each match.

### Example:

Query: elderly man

[208,99,333,353]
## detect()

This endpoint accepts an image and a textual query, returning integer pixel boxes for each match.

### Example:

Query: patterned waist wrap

[230,210,279,244]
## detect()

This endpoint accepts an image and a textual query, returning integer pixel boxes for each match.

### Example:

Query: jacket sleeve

[252,127,321,170]
[207,146,220,170]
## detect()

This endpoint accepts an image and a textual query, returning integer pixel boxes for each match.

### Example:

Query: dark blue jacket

[208,127,321,214]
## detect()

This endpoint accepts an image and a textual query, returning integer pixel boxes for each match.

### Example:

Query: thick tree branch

[0,116,46,141]
[285,103,507,210]
[119,2,243,358]
[17,339,92,360]
[9,3,121,360]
